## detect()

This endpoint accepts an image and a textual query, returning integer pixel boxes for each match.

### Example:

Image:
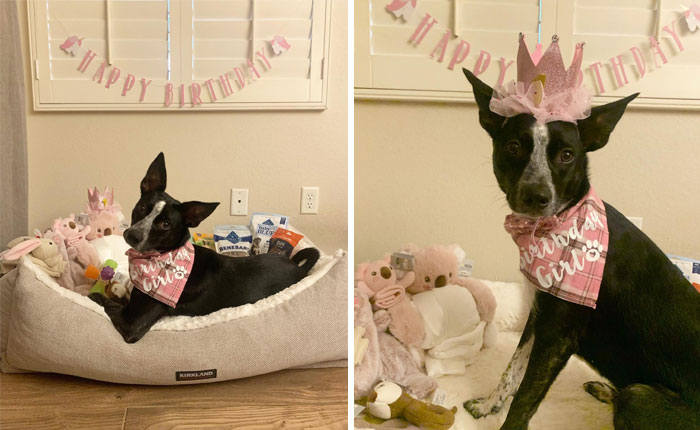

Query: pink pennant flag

[60,36,83,56]
[270,35,291,55]
[386,0,417,20]
[683,4,700,31]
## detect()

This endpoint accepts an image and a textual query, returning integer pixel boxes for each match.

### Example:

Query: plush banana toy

[365,381,457,430]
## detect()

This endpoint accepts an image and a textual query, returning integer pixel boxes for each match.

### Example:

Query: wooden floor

[0,367,348,429]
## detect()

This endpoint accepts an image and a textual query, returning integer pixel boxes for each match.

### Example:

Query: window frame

[27,0,333,111]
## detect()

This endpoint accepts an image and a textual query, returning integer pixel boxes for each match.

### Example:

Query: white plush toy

[403,244,498,377]
[413,284,495,377]
[89,235,131,279]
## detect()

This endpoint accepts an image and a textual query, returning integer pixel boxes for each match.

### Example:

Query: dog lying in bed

[89,153,320,343]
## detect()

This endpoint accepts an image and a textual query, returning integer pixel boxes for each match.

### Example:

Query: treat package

[213,225,253,257]
[192,232,216,250]
[668,254,700,293]
[250,212,289,254]
[268,228,304,257]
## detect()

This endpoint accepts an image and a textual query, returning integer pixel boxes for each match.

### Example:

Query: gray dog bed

[0,250,347,384]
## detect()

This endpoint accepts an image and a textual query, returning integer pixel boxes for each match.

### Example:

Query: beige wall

[17,1,348,253]
[356,100,700,282]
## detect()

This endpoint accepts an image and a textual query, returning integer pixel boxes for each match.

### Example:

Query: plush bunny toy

[0,236,67,277]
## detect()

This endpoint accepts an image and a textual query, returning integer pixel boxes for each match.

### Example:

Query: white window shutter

[356,0,552,101]
[189,0,328,105]
[31,0,173,106]
[28,0,332,110]
[356,0,700,108]
[556,0,700,108]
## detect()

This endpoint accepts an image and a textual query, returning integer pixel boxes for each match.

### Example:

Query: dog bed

[355,280,613,430]
[0,249,347,385]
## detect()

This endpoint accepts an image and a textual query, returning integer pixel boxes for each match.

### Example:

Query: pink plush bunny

[0,236,66,277]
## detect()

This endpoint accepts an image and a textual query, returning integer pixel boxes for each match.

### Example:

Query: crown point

[552,34,559,42]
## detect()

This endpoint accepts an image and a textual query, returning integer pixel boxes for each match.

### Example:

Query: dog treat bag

[268,228,304,257]
[213,225,253,257]
[250,212,289,254]
[668,254,700,293]
[192,232,216,250]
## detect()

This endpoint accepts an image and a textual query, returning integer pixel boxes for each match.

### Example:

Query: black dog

[90,153,320,343]
[462,69,700,430]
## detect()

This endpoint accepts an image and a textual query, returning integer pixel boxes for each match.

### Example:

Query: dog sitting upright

[89,153,320,343]
[460,35,700,430]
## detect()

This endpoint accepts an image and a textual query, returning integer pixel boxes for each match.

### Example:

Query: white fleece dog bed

[0,249,347,385]
[356,280,613,430]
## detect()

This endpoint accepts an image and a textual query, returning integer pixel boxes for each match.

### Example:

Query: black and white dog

[462,69,700,430]
[90,153,320,343]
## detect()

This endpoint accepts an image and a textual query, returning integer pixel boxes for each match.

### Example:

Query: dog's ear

[140,152,167,194]
[177,201,219,228]
[463,68,505,138]
[577,93,638,152]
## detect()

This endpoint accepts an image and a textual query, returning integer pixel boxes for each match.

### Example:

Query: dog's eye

[160,220,171,230]
[137,203,148,212]
[371,271,377,276]
[560,150,575,163]
[505,141,521,155]
[424,276,430,282]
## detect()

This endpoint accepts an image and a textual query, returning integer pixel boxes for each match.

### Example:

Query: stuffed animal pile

[0,187,132,300]
[354,243,498,427]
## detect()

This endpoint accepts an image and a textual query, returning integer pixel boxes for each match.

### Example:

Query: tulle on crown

[489,34,592,124]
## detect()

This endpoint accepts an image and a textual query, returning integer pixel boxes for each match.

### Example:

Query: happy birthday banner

[385,0,700,94]
[59,35,292,106]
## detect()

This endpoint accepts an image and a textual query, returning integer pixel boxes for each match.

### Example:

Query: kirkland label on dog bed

[176,369,217,381]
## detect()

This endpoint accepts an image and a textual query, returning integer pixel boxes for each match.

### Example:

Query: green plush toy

[86,259,118,295]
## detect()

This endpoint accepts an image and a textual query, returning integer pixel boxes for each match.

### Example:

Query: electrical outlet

[301,186,319,214]
[230,189,248,216]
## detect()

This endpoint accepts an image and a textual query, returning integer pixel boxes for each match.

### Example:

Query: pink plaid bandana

[504,188,609,308]
[127,242,195,308]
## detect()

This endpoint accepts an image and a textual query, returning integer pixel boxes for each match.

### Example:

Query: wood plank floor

[0,367,348,429]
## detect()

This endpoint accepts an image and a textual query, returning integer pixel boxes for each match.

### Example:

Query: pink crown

[489,34,592,124]
[85,187,122,214]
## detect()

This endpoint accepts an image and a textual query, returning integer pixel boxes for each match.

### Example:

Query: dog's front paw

[89,293,122,316]
[464,396,502,418]
[88,292,108,307]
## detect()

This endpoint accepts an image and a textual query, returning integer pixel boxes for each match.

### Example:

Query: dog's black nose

[435,275,447,288]
[521,184,552,210]
[380,266,391,279]
[124,228,142,246]
[104,228,112,236]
